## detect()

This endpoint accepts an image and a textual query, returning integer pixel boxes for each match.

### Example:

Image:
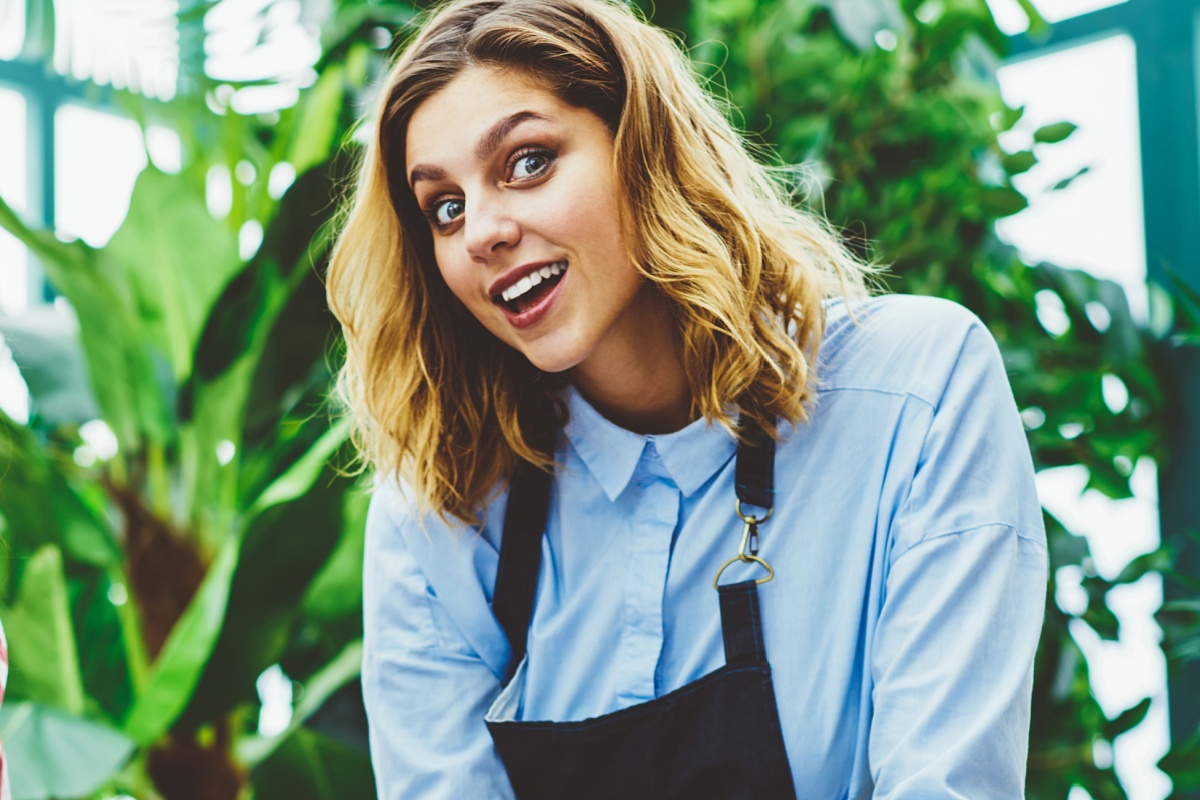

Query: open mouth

[495,261,567,315]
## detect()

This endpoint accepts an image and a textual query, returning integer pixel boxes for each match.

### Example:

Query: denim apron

[485,419,797,799]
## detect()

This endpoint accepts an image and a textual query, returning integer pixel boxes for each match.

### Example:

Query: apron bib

[486,419,797,800]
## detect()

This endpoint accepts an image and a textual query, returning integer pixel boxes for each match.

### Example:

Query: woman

[326,0,1048,797]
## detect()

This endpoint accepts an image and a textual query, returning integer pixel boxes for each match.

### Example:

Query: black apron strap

[717,580,769,666]
[493,459,552,681]
[734,415,774,511]
[494,413,774,682]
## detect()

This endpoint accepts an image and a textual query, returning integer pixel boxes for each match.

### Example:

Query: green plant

[0,3,410,796]
[650,0,1198,796]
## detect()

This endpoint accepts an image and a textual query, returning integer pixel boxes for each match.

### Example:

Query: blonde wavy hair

[326,0,875,524]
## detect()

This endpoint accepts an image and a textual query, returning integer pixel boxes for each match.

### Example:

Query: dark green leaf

[1103,696,1151,738]
[1033,122,1078,144]
[1051,166,1090,192]
[980,186,1029,217]
[249,726,374,800]
[1159,729,1200,790]
[1002,150,1037,175]
[1114,547,1174,585]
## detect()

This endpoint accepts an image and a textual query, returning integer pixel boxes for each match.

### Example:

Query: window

[997,34,1170,800]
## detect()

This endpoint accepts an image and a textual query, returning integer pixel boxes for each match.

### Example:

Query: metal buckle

[735,498,773,525]
[713,507,776,589]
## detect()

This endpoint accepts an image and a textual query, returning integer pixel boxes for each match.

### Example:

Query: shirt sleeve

[361,489,516,800]
[868,314,1049,799]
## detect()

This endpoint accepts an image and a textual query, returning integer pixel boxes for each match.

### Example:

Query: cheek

[433,249,477,308]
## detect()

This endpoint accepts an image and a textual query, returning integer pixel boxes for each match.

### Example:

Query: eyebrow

[408,110,550,187]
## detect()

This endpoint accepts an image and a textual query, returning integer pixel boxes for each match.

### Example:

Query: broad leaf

[247,418,351,516]
[104,167,241,382]
[185,156,349,533]
[1033,121,1078,144]
[285,63,347,177]
[1104,696,1151,739]
[180,461,352,728]
[1,546,86,714]
[0,411,121,570]
[0,701,135,800]
[0,192,172,450]
[121,532,240,744]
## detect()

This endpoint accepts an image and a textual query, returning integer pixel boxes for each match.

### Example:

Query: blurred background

[0,0,1197,798]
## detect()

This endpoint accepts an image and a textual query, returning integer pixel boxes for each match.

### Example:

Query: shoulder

[366,477,502,557]
[364,477,427,555]
[818,294,1004,407]
[363,477,511,676]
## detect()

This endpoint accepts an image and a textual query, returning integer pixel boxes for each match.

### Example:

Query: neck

[569,290,692,435]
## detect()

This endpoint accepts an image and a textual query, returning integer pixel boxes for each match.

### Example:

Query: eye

[428,197,464,228]
[509,148,555,181]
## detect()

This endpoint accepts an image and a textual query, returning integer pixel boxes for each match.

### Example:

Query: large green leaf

[0,193,171,450]
[302,488,367,626]
[191,155,345,387]
[0,412,136,718]
[183,156,350,539]
[1,546,85,714]
[236,266,343,508]
[0,411,121,570]
[104,167,241,382]
[0,701,135,800]
[179,461,352,729]
[68,566,136,724]
[121,532,240,745]
[246,418,351,516]
[285,63,347,178]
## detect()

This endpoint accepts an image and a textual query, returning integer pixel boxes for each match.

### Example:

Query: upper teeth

[501,262,566,303]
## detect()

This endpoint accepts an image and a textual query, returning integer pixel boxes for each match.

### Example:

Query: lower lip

[500,270,567,330]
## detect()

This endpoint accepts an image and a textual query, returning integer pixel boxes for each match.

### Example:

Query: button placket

[618,465,680,707]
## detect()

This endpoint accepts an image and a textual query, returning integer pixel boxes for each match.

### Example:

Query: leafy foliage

[0,0,1195,798]
[656,0,1196,796]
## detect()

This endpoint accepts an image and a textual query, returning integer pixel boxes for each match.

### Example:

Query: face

[405,67,658,378]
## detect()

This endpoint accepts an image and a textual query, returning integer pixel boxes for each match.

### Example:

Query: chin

[523,352,581,375]
[517,339,589,375]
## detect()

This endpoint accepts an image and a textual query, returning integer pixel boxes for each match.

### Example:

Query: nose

[464,198,521,262]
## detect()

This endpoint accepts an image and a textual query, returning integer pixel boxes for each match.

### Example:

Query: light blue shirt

[361,294,1049,799]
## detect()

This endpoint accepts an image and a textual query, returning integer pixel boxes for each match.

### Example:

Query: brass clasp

[713,505,776,589]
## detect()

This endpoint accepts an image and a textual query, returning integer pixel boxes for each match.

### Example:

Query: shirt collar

[563,386,738,501]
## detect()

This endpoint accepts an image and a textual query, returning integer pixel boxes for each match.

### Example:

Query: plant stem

[146,440,171,522]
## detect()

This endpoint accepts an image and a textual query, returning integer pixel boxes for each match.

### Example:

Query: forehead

[405,67,565,174]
